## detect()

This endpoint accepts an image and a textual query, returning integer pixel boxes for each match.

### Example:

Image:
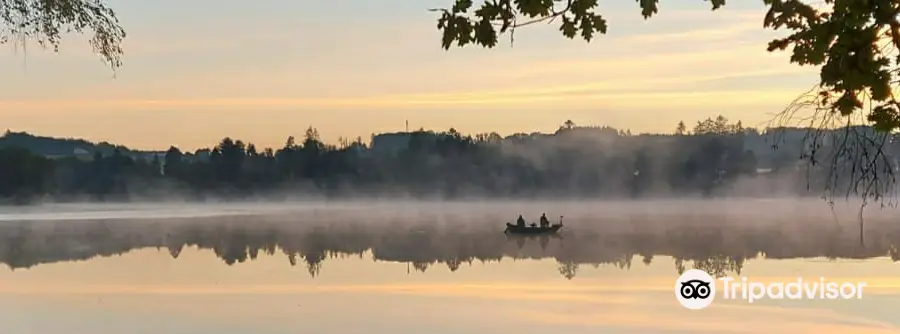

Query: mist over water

[0,197,888,222]
[2,198,899,334]
[1,198,898,271]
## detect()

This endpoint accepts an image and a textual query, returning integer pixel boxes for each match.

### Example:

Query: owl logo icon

[675,269,716,309]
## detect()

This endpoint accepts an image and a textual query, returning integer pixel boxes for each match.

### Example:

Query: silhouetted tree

[163,146,183,177]
[676,121,686,135]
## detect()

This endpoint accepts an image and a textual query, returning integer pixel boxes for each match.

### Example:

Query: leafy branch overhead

[434,0,900,133]
[0,0,125,69]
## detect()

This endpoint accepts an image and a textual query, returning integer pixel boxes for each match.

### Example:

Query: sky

[0,0,821,151]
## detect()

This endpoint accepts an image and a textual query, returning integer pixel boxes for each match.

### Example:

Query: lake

[0,199,898,334]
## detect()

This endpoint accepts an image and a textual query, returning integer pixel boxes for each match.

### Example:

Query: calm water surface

[0,201,898,334]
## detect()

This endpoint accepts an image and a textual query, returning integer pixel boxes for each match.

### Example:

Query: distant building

[555,126,620,138]
[370,132,412,156]
[56,147,94,161]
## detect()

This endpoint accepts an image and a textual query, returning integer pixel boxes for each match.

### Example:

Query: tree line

[1,116,897,203]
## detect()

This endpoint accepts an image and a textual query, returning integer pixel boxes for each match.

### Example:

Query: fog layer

[0,199,897,280]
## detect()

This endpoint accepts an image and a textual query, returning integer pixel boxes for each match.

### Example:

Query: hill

[0,131,160,159]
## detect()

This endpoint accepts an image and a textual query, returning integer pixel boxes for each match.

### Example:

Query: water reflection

[1,213,898,280]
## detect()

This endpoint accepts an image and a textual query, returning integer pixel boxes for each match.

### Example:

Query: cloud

[620,20,762,44]
[0,87,801,113]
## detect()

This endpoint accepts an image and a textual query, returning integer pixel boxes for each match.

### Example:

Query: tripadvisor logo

[675,269,716,310]
[674,269,867,310]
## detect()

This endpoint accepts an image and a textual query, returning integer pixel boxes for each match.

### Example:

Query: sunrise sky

[0,0,819,151]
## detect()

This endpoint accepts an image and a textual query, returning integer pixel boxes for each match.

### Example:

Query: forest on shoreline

[1,116,896,204]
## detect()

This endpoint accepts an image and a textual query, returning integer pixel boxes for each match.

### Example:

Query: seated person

[516,215,526,227]
[540,213,550,227]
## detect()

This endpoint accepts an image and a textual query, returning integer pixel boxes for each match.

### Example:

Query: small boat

[504,216,564,235]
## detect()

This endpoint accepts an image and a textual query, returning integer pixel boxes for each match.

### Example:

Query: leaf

[637,0,659,19]
[474,18,498,47]
[869,71,891,101]
[580,17,594,41]
[767,38,791,52]
[475,2,502,19]
[514,0,553,18]
[572,0,598,16]
[439,14,456,49]
[453,17,474,46]
[452,0,474,13]
[834,92,862,116]
[560,16,577,39]
[592,14,607,34]
[868,105,900,132]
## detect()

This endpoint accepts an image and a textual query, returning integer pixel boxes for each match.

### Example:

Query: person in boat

[516,215,526,227]
[539,213,550,227]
